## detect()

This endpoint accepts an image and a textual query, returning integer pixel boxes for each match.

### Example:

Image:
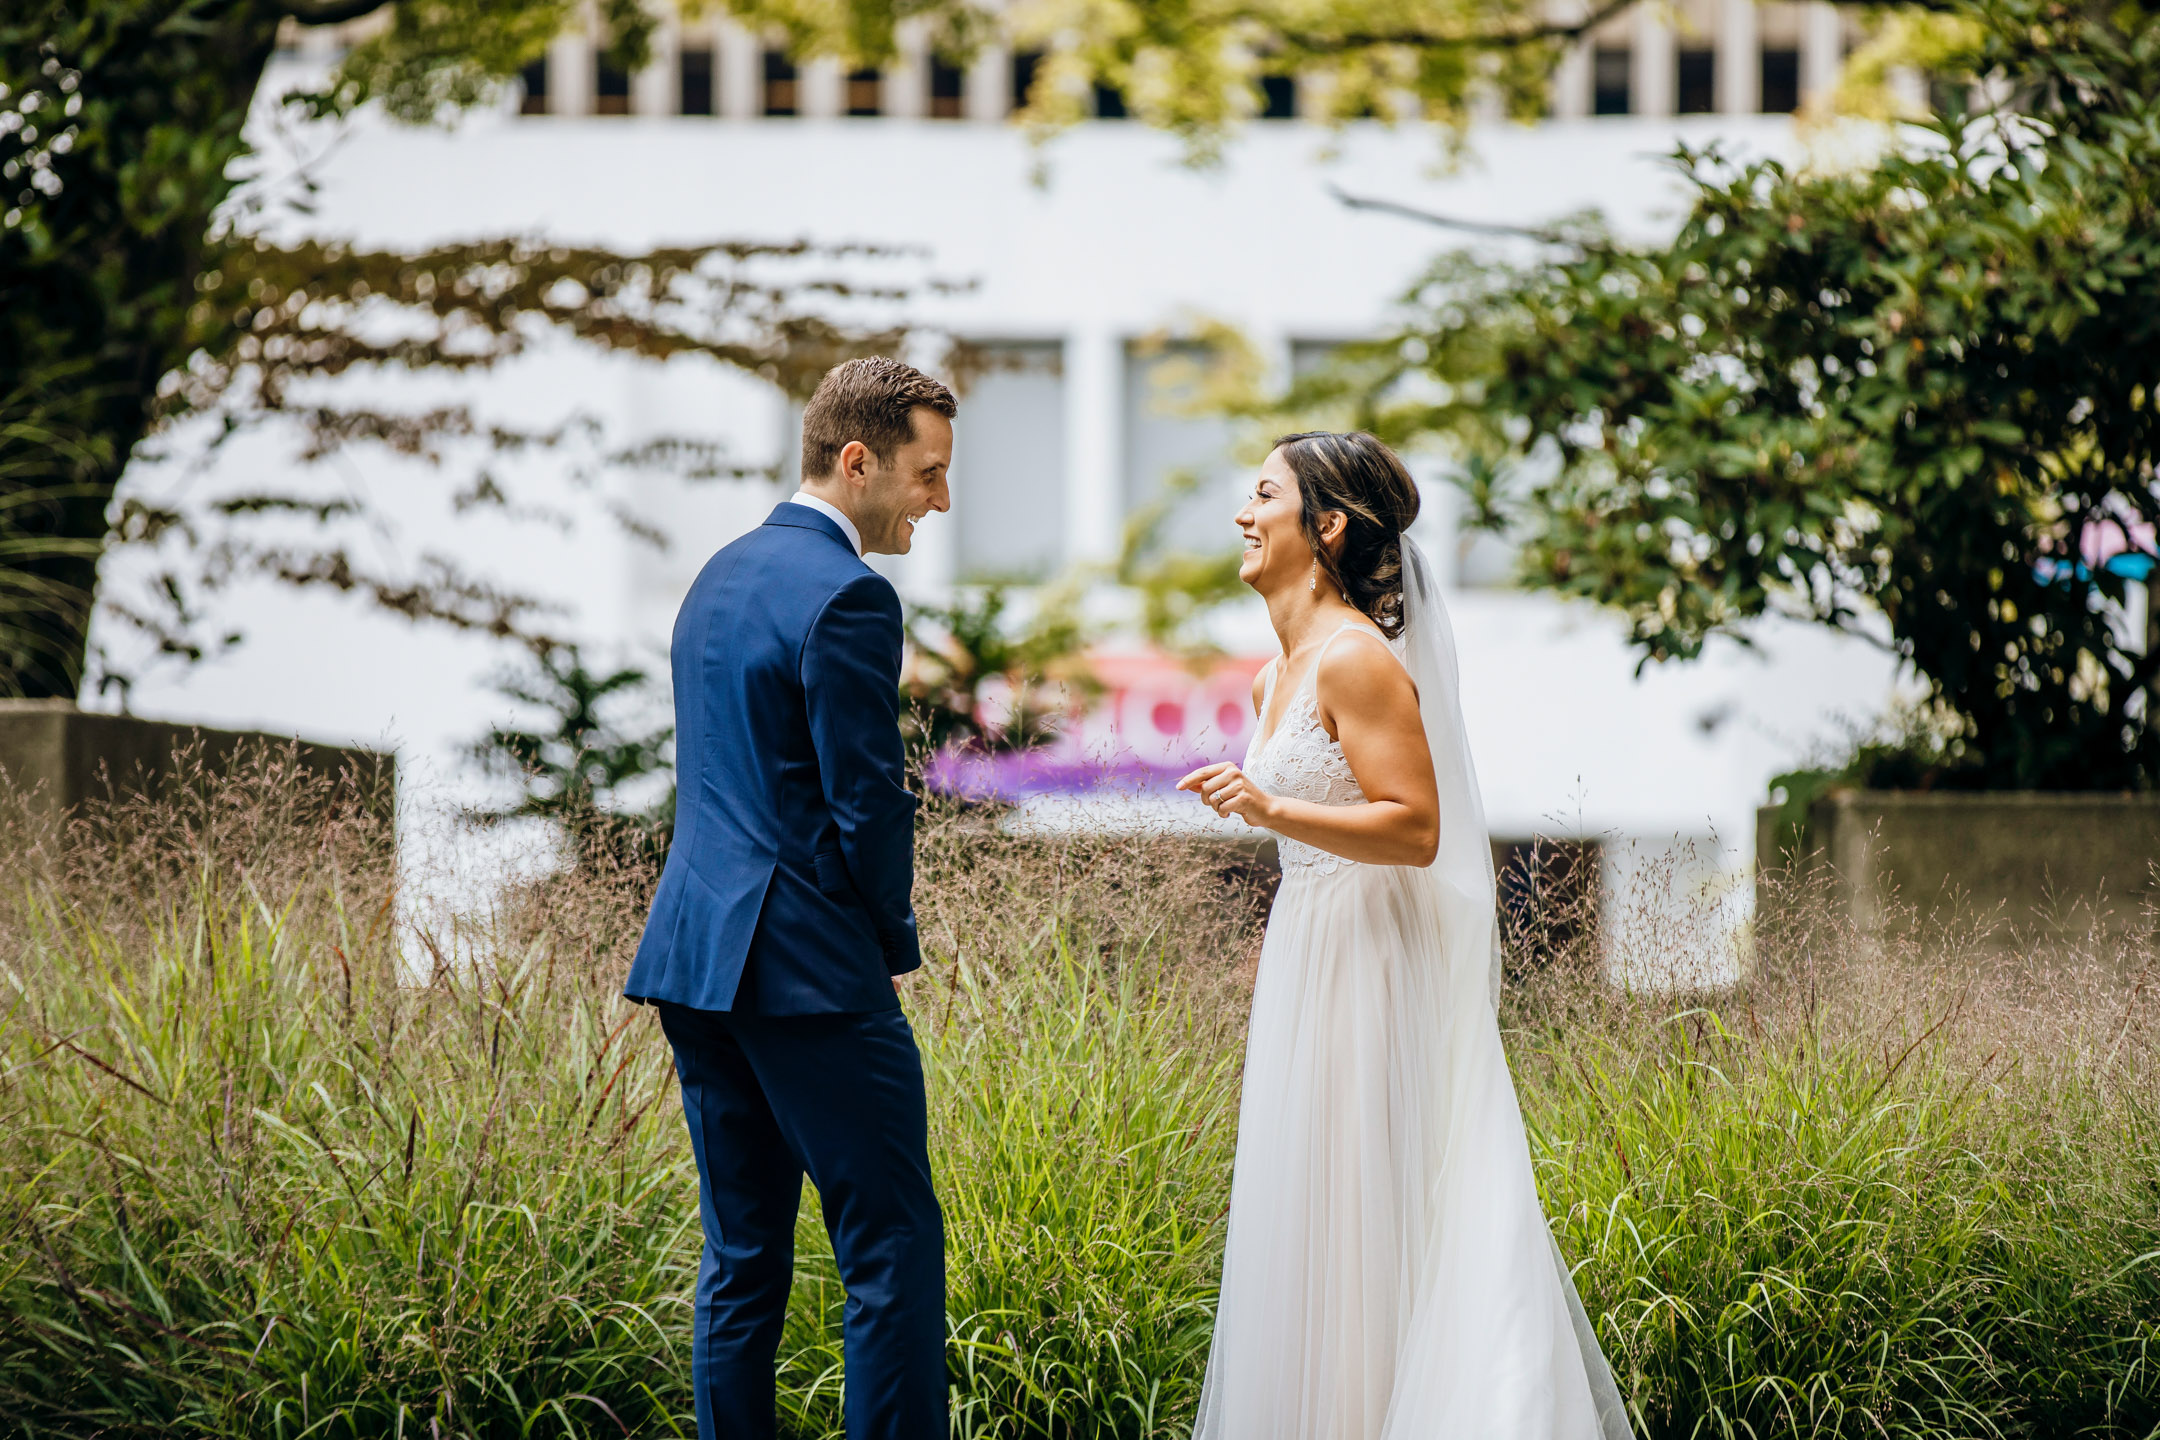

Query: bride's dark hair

[1274,431,1421,638]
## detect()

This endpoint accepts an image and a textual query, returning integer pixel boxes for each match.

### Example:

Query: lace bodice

[1243,625,1382,878]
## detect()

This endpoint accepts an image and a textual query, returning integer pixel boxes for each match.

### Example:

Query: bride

[1177,431,1634,1439]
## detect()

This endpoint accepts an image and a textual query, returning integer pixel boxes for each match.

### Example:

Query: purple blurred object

[922,650,1272,802]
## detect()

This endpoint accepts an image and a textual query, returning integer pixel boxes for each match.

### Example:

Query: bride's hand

[1176,762,1276,827]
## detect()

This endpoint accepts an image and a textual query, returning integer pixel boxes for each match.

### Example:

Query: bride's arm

[1177,638,1440,867]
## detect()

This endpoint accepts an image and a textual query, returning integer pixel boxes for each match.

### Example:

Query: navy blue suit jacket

[626,503,920,1015]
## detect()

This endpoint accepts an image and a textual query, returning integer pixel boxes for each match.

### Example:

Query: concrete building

[105,4,1907,952]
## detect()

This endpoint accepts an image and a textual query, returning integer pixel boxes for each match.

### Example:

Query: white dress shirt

[789,490,863,556]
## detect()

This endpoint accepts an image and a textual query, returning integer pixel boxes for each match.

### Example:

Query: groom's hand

[1177,762,1274,827]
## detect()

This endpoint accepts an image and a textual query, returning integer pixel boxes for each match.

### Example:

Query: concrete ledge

[0,701,395,823]
[1757,790,2160,940]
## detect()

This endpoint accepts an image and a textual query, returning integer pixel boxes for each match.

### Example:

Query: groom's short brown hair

[800,357,958,482]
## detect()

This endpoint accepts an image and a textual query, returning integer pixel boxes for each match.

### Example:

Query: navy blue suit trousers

[659,1003,945,1440]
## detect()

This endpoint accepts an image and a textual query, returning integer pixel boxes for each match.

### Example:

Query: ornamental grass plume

[3,762,2160,1437]
[1515,841,2160,1437]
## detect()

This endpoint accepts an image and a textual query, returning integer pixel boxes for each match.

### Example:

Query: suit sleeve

[802,572,922,974]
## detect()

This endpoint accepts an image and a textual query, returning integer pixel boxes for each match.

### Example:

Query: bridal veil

[1392,534,1634,1439]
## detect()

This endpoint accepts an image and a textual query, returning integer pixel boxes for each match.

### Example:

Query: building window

[1012,50,1043,111]
[680,46,715,115]
[1290,340,1342,377]
[763,50,797,115]
[1260,74,1297,119]
[1759,48,1799,112]
[1093,82,1127,118]
[846,67,881,115]
[930,54,966,118]
[1677,48,1715,113]
[948,343,1068,581]
[1592,47,1629,114]
[1124,341,1248,558]
[519,58,548,115]
[596,55,631,115]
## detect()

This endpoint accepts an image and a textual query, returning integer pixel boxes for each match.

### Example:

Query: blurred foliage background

[12,0,2154,802]
[1278,0,2160,791]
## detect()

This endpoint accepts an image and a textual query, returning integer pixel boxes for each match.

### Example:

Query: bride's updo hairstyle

[1274,431,1421,639]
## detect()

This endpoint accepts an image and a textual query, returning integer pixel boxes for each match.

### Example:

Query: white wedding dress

[1193,541,1633,1440]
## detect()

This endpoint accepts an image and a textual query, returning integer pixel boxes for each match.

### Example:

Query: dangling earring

[1309,560,1318,595]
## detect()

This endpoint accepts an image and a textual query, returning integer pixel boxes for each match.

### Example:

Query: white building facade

[110,6,1907,946]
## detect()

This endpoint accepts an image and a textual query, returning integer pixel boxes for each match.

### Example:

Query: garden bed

[3,770,2159,1437]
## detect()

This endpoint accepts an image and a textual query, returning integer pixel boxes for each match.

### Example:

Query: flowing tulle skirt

[1193,861,1630,1440]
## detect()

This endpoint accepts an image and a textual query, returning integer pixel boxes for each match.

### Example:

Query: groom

[626,356,957,1439]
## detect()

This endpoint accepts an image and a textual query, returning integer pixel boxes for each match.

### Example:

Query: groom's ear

[836,439,876,488]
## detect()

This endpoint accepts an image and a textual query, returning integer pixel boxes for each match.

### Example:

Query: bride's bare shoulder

[1314,627,1419,719]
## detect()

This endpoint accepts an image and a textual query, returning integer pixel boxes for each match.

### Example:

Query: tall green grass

[0,777,696,1436]
[2,765,2159,1437]
[0,767,1253,1439]
[1521,899,2160,1437]
[786,940,1240,1439]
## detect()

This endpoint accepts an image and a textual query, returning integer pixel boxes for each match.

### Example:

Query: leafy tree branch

[1287,0,2160,789]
